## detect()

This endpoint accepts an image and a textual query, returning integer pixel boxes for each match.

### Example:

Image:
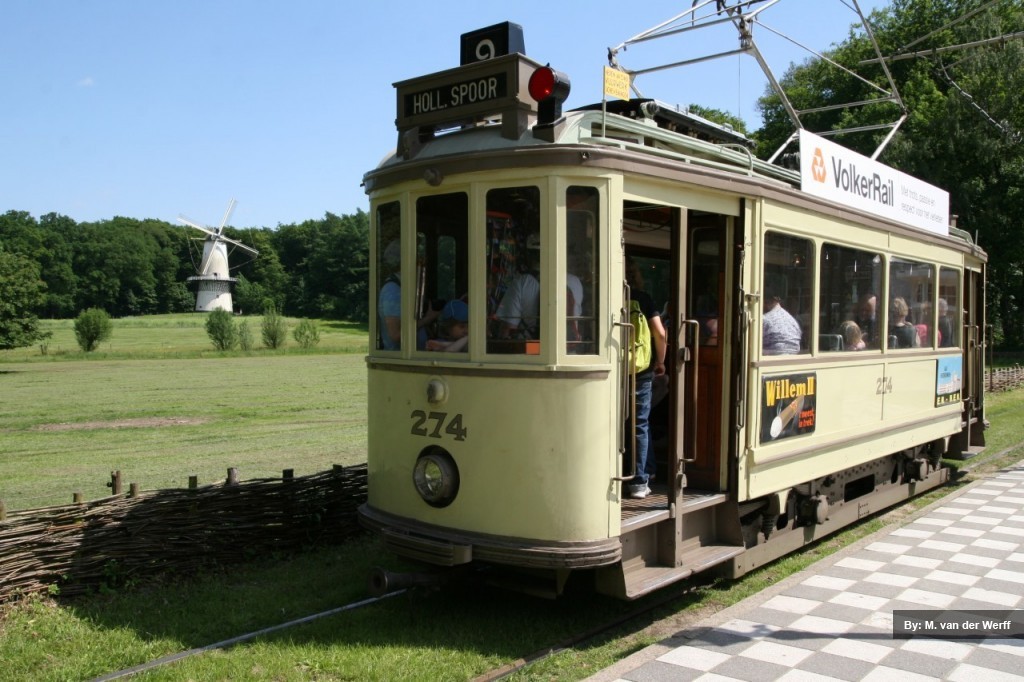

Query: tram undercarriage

[362,441,952,601]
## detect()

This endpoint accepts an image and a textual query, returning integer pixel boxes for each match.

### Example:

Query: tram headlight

[413,448,460,508]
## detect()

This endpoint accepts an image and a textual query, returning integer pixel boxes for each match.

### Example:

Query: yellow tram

[358,22,987,599]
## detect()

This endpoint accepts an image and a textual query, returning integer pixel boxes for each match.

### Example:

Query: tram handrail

[682,319,700,464]
[613,306,637,483]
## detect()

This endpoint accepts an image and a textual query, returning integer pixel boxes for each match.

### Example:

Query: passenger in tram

[624,257,667,500]
[426,299,469,352]
[854,292,878,347]
[839,320,866,351]
[762,288,802,355]
[938,298,954,347]
[915,301,932,347]
[378,240,442,351]
[495,233,583,339]
[889,297,920,348]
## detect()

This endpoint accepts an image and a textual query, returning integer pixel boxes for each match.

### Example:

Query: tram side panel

[366,366,620,543]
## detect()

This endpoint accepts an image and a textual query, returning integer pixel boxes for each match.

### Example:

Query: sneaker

[627,483,651,499]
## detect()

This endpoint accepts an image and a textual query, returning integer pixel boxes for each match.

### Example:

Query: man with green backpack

[625,257,668,499]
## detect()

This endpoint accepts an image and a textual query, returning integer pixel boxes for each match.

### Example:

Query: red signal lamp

[528,65,570,126]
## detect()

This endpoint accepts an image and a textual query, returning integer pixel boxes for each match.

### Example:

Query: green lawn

[2,315,1023,681]
[1,315,369,511]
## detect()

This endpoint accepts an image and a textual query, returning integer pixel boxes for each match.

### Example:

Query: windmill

[178,199,259,313]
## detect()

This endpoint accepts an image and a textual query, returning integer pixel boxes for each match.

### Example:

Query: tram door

[684,216,728,490]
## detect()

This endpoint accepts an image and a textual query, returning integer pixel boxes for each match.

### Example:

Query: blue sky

[2,1,885,228]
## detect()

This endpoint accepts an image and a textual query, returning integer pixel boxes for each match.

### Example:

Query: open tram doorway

[622,202,733,504]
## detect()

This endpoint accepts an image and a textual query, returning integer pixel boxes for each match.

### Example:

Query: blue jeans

[628,372,655,486]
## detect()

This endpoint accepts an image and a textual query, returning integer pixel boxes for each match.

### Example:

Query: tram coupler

[369,566,450,596]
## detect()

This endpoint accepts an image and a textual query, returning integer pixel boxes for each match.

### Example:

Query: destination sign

[402,72,509,119]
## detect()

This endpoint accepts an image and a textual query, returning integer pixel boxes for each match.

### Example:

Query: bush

[205,309,238,350]
[73,308,113,352]
[293,319,321,349]
[261,304,288,349]
[237,320,254,351]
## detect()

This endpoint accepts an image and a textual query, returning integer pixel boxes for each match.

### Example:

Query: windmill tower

[178,199,259,313]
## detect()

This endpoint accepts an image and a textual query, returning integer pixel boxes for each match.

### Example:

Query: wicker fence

[0,464,367,605]
[988,364,1024,392]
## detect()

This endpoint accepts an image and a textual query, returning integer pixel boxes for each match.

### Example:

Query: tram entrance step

[621,544,744,599]
[947,445,985,461]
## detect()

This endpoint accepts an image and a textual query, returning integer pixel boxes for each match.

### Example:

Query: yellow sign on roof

[603,66,630,101]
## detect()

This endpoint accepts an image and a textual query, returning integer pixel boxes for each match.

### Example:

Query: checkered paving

[590,463,1024,682]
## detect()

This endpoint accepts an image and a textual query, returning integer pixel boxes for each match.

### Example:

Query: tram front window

[567,186,599,355]
[486,186,543,354]
[416,193,468,352]
[375,201,402,351]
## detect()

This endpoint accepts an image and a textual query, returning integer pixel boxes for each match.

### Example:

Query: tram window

[888,258,934,350]
[818,243,883,351]
[567,187,598,354]
[416,193,468,352]
[763,232,812,355]
[486,186,543,354]
[938,267,960,348]
[375,201,402,351]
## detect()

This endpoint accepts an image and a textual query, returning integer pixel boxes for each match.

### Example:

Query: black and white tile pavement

[587,463,1024,682]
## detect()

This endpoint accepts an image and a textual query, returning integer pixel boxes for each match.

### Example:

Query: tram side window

[486,186,543,354]
[888,258,934,349]
[376,201,402,351]
[567,187,599,354]
[762,232,812,356]
[818,243,884,351]
[416,193,468,352]
[938,267,961,348]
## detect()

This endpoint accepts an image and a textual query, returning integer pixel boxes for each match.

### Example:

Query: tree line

[0,209,369,349]
[2,2,1022,351]
[754,0,1024,349]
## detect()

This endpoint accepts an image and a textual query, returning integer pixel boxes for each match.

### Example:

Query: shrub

[293,319,321,349]
[261,303,288,349]
[205,309,237,350]
[73,308,113,352]
[237,320,254,351]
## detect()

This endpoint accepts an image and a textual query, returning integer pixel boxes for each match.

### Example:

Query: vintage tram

[357,22,987,599]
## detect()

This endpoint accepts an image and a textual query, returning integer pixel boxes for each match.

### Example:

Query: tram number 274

[410,410,468,441]
[876,376,894,395]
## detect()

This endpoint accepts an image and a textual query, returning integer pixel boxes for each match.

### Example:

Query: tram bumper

[358,503,621,570]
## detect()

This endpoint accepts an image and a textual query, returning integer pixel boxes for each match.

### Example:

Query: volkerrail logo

[811,148,827,183]
[798,129,949,236]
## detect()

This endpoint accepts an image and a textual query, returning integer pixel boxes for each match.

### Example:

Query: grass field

[2,314,1024,680]
[1,315,369,511]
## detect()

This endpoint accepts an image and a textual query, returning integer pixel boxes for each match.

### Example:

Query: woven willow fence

[988,364,1024,392]
[0,464,367,604]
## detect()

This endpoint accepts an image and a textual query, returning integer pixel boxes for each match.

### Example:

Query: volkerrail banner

[799,129,950,236]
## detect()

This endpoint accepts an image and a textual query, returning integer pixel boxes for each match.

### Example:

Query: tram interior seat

[819,334,843,352]
[888,334,899,349]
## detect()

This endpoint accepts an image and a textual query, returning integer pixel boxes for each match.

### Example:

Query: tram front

[358,23,626,596]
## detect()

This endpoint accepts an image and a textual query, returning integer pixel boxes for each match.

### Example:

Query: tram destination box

[394,52,543,153]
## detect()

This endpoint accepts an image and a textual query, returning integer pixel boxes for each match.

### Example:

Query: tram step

[622,543,745,599]
[947,444,985,461]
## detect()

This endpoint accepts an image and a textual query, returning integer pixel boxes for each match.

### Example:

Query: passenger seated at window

[762,288,801,355]
[938,298,954,347]
[889,297,919,348]
[495,233,583,339]
[426,299,469,352]
[854,292,877,348]
[839,320,865,351]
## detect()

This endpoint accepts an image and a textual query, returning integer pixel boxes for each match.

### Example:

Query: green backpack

[629,299,651,373]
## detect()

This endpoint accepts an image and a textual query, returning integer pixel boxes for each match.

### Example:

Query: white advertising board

[799,129,949,236]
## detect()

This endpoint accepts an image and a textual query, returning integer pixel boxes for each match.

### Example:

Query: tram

[357,22,987,599]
